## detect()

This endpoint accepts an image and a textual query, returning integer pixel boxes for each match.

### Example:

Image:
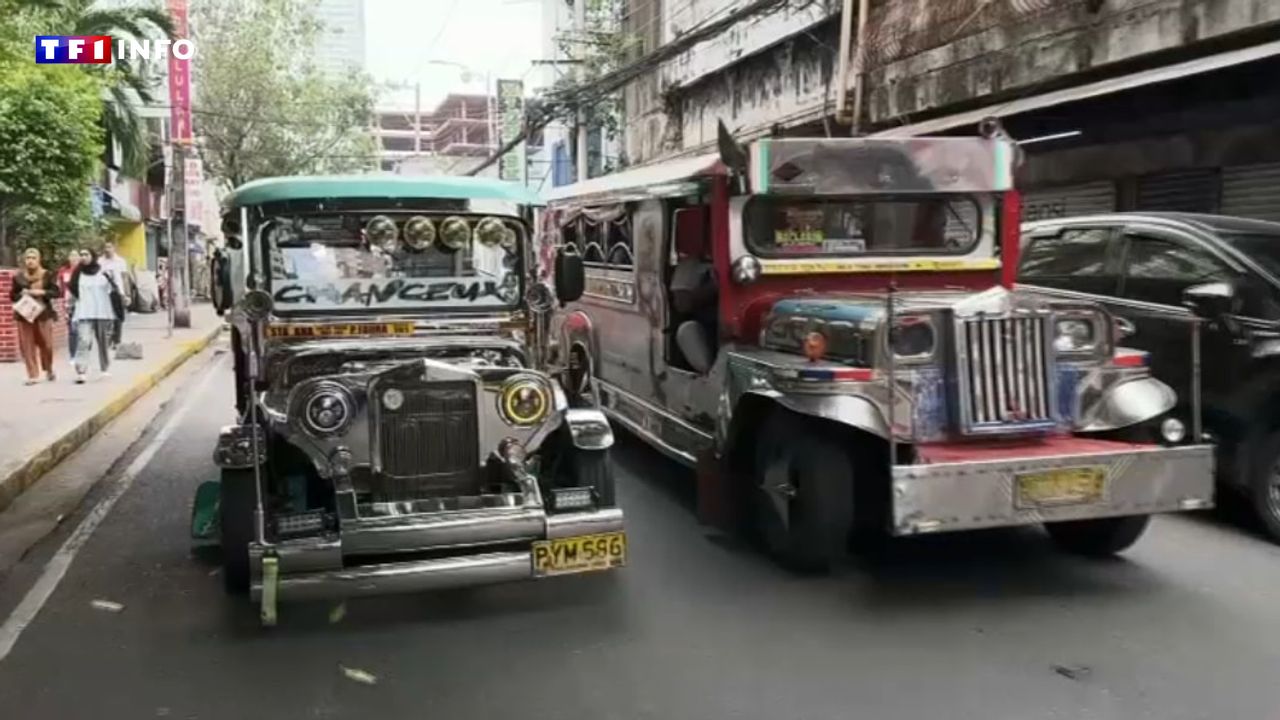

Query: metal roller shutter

[1136,170,1220,213]
[1021,181,1116,222]
[1221,163,1280,222]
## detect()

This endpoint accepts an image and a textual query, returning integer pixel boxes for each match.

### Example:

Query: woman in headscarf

[68,247,118,383]
[9,247,60,384]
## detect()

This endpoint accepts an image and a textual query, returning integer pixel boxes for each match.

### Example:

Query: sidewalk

[0,304,224,512]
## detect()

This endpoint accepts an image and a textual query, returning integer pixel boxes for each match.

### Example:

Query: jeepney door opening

[666,204,717,374]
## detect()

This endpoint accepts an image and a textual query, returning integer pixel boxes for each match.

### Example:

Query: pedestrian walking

[10,248,60,384]
[99,241,130,348]
[68,248,122,383]
[56,248,81,368]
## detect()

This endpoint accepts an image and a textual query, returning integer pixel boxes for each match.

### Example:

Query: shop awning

[92,185,142,222]
[871,39,1280,138]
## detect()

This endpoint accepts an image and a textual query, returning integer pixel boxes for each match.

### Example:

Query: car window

[1019,228,1111,278]
[1124,235,1232,283]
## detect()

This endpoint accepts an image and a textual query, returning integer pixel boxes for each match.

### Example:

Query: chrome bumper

[249,508,624,602]
[891,444,1215,536]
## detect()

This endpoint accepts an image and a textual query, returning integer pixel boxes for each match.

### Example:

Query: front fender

[212,424,268,469]
[744,389,890,440]
[1078,376,1177,432]
[563,408,615,450]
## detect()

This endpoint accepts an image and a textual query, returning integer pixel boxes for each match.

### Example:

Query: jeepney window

[577,205,634,271]
[261,213,523,313]
[745,195,985,257]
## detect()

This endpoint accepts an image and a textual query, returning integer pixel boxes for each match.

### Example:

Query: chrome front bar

[249,508,624,602]
[891,443,1215,536]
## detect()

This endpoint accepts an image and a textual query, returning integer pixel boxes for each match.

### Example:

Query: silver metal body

[213,200,625,605]
[543,136,1215,539]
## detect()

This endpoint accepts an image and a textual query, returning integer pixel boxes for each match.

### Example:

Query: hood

[767,286,1050,324]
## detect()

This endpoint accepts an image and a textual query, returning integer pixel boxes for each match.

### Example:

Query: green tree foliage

[550,0,636,175]
[0,63,104,265]
[192,0,378,190]
[0,3,105,264]
[60,0,175,179]
[13,0,176,178]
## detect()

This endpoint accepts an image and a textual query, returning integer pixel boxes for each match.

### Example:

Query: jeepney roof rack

[226,174,544,210]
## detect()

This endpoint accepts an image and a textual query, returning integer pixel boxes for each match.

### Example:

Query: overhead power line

[467,0,790,176]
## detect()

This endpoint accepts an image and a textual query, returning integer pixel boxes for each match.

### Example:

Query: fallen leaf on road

[90,599,124,613]
[1052,664,1091,681]
[340,665,377,686]
[329,602,347,624]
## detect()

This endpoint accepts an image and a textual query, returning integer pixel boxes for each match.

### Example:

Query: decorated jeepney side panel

[553,201,673,403]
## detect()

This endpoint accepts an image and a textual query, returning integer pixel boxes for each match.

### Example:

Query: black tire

[1045,515,1151,557]
[752,410,854,573]
[1247,432,1280,542]
[570,448,616,508]
[220,468,258,594]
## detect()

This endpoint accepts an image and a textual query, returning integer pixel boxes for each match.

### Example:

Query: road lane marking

[0,355,224,664]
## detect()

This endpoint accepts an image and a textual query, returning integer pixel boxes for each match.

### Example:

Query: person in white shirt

[68,248,118,383]
[99,241,130,348]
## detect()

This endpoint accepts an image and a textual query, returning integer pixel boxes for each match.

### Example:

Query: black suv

[1019,212,1280,541]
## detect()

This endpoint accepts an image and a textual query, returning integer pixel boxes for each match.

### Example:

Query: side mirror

[554,249,585,304]
[1183,281,1237,319]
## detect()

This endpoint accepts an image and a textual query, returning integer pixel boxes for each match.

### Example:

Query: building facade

[614,0,1280,221]
[370,94,498,175]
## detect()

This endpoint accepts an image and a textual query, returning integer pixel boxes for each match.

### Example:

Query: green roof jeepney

[196,175,623,624]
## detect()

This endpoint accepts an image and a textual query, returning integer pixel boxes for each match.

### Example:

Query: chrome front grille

[375,380,479,499]
[959,314,1054,431]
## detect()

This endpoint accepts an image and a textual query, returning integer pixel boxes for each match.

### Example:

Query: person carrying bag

[10,248,60,384]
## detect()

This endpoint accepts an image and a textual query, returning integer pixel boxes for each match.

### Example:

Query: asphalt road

[1,344,1279,720]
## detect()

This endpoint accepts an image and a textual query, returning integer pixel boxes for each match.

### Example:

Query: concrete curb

[0,324,224,513]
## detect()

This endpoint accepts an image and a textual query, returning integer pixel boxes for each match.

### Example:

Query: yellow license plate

[1016,467,1107,508]
[531,532,627,577]
[266,322,415,339]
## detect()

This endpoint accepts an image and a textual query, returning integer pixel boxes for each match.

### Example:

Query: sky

[363,0,547,112]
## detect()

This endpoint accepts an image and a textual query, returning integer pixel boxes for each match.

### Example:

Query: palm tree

[31,1,176,178]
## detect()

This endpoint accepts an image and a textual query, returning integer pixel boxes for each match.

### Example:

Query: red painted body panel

[1000,189,1022,289]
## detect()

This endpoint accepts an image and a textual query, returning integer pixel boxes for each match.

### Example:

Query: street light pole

[414,82,422,156]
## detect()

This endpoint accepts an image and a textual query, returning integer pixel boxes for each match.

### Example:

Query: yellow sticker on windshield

[265,322,416,338]
[760,258,1001,275]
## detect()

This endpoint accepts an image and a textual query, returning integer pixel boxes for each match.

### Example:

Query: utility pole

[573,0,588,183]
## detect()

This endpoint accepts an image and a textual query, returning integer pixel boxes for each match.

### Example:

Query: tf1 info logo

[34,35,196,64]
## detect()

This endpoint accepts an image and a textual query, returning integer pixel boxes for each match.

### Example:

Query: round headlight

[475,217,506,247]
[403,216,436,251]
[732,256,762,284]
[891,319,935,359]
[303,387,352,435]
[499,376,551,426]
[500,226,518,251]
[439,216,471,251]
[366,215,399,252]
[239,289,274,321]
[382,388,404,411]
[1054,317,1097,353]
[1161,417,1186,444]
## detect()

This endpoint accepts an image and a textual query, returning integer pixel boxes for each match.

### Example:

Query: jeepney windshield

[745,195,986,257]
[259,213,523,314]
